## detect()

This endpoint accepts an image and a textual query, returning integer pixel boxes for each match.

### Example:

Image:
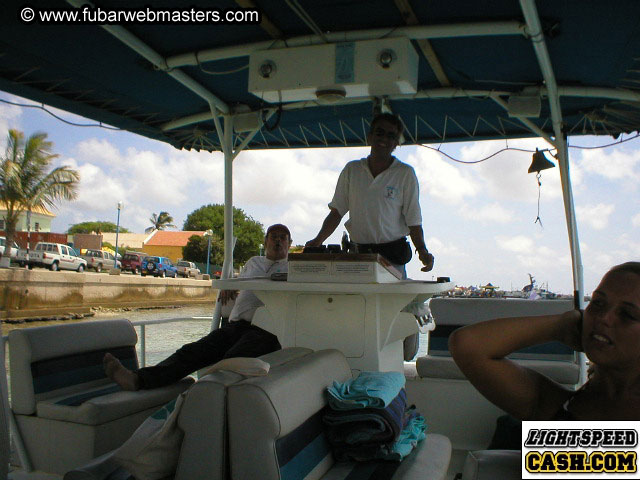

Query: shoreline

[1,304,194,324]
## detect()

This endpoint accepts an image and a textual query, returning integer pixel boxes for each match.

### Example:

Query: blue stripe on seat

[31,346,137,394]
[55,384,122,406]
[279,433,331,480]
[430,326,573,358]
[277,409,331,480]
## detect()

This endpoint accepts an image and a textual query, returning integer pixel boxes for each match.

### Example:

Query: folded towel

[327,371,405,410]
[323,389,407,445]
[330,415,426,463]
[386,415,426,461]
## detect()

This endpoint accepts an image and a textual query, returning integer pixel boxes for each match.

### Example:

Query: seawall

[0,268,217,320]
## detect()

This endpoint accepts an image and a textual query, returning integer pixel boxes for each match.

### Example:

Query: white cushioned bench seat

[461,450,521,480]
[9,319,194,474]
[416,355,580,385]
[174,347,314,480]
[36,381,191,425]
[63,347,315,480]
[227,349,452,480]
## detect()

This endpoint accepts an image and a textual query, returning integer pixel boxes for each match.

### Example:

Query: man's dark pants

[136,320,281,389]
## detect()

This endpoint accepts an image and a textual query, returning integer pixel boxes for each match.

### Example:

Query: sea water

[3,304,429,370]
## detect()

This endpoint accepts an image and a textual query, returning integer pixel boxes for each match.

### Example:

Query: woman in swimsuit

[449,262,640,420]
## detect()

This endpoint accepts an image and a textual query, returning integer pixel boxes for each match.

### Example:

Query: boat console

[213,255,453,374]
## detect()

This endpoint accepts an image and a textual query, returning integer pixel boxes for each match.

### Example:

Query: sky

[1,92,639,295]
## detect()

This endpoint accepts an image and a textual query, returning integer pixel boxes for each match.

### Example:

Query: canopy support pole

[520,0,586,383]
[210,112,271,330]
[221,115,234,282]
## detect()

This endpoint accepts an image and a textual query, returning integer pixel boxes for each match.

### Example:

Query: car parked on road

[20,242,87,272]
[0,236,20,260]
[141,256,178,278]
[121,251,148,274]
[176,260,200,278]
[80,249,121,273]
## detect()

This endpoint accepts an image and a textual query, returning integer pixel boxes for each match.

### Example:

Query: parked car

[121,251,148,274]
[176,260,200,278]
[19,242,87,272]
[141,256,178,278]
[80,249,122,273]
[0,236,19,260]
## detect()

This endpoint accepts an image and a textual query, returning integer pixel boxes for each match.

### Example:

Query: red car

[121,252,148,275]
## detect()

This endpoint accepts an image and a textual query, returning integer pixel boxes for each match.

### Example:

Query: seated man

[104,223,292,391]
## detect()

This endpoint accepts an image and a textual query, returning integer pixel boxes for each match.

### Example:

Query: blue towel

[327,371,405,410]
[331,415,427,463]
[385,415,427,461]
[323,389,408,445]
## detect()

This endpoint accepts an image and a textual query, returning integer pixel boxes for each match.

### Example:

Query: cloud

[409,148,479,205]
[233,148,361,208]
[0,98,23,150]
[460,138,564,202]
[579,148,640,183]
[425,236,467,257]
[459,202,515,224]
[75,138,122,167]
[576,203,615,230]
[495,235,534,253]
[632,212,640,228]
[56,138,231,232]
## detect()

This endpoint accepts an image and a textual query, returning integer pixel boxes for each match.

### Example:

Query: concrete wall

[0,268,217,320]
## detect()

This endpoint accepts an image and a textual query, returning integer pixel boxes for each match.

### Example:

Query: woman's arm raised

[448,310,582,419]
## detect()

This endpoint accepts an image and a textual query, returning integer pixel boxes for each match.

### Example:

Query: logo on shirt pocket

[385,186,398,199]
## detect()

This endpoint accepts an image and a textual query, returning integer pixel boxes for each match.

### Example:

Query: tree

[182,234,224,265]
[0,129,79,267]
[145,211,176,233]
[183,204,264,265]
[68,221,130,234]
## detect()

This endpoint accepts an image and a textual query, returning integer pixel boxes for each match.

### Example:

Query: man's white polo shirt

[329,157,422,244]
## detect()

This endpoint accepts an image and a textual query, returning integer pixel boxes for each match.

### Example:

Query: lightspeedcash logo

[522,422,640,479]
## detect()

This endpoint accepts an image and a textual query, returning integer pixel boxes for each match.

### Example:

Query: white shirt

[329,157,422,244]
[229,256,288,322]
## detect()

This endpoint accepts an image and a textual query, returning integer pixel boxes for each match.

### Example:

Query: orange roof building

[143,230,205,262]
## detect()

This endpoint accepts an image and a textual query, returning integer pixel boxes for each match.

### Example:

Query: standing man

[306,113,434,277]
[104,223,292,390]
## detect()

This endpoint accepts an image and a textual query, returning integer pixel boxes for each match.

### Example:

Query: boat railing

[1,315,211,474]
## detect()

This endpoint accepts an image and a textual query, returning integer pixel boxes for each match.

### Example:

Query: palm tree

[0,129,79,267]
[145,211,176,233]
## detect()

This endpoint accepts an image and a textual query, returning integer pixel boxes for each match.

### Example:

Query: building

[101,232,152,250]
[0,202,55,233]
[142,230,205,262]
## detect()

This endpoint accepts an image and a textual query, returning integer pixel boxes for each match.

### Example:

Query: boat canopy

[2,0,640,299]
[2,0,640,150]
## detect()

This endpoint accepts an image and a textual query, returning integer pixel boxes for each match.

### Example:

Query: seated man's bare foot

[103,352,140,391]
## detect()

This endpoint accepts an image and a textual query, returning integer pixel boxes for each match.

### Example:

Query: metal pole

[206,235,211,275]
[26,209,31,265]
[2,337,32,472]
[114,202,122,268]
[221,115,234,280]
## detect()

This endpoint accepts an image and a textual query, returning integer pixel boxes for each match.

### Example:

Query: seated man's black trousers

[136,320,281,389]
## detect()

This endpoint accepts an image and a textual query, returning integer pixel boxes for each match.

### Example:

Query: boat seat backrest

[174,347,314,480]
[427,298,575,358]
[227,349,352,480]
[9,319,138,415]
[418,298,580,384]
